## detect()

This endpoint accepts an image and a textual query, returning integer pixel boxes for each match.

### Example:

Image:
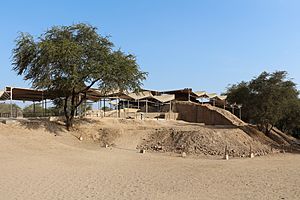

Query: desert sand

[0,119,299,200]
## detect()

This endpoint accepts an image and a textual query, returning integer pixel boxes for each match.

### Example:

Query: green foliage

[12,23,147,129]
[51,98,92,116]
[226,71,299,134]
[101,106,112,111]
[226,81,251,121]
[276,99,300,137]
[0,103,22,118]
[23,104,44,113]
[0,103,21,113]
[23,103,51,117]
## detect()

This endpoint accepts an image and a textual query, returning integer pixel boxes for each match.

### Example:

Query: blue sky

[1,0,300,94]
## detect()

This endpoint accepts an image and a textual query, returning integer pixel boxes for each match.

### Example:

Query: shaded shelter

[162,88,198,102]
[211,95,227,108]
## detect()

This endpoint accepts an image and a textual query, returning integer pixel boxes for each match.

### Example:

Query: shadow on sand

[17,117,102,135]
[240,125,300,154]
[17,118,66,135]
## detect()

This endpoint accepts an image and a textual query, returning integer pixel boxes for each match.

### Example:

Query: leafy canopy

[13,23,146,95]
[12,23,147,129]
[226,71,299,134]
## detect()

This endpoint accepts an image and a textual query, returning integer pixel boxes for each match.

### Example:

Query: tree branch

[75,78,100,95]
[74,92,87,109]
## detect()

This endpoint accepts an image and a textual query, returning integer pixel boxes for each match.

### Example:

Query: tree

[101,106,112,111]
[276,99,300,137]
[50,98,93,116]
[226,71,299,134]
[12,23,147,130]
[23,104,44,117]
[0,103,22,117]
[226,81,251,121]
[0,103,21,113]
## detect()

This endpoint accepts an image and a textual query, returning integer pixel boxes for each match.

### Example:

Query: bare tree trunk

[64,96,72,131]
[69,94,76,130]
[261,123,273,136]
[266,124,273,135]
[257,124,264,131]
[64,91,87,131]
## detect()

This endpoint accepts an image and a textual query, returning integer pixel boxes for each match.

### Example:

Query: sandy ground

[0,121,300,200]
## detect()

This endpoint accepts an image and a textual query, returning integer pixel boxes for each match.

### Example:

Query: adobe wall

[164,112,179,120]
[172,101,235,126]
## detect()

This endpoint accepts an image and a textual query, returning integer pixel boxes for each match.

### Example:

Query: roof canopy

[162,88,195,95]
[0,86,226,103]
[127,91,153,100]
[0,90,10,100]
[206,93,218,99]
[194,91,209,98]
[0,87,48,101]
[214,95,227,101]
[152,94,175,103]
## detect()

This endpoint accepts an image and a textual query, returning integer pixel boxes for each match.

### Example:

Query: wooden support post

[99,99,102,117]
[122,100,125,118]
[117,98,120,118]
[104,99,106,117]
[249,145,254,158]
[42,91,45,117]
[41,100,44,117]
[224,145,229,160]
[169,101,172,120]
[169,101,172,113]
[10,87,13,118]
[84,100,87,116]
[126,100,129,118]
[115,99,117,118]
[33,101,36,114]
[45,100,47,116]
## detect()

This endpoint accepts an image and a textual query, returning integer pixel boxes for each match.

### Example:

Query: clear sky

[1,0,300,94]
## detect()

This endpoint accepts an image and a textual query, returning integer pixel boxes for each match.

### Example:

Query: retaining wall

[173,101,245,126]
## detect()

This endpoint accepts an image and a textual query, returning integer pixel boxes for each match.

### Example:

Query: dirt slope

[1,117,299,158]
[72,118,297,157]
[204,104,246,126]
[137,126,273,157]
